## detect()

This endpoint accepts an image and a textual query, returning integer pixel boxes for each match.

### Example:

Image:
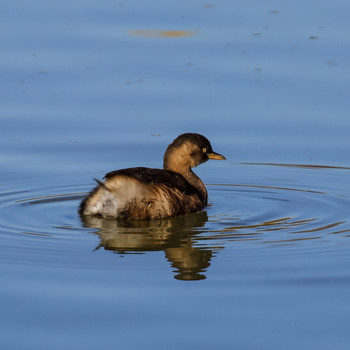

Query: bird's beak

[208,151,226,160]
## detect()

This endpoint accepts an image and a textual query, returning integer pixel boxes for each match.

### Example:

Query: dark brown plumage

[79,133,225,220]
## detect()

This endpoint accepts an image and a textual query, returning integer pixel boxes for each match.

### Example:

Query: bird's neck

[165,164,208,204]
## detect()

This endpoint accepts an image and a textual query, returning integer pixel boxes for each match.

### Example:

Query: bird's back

[79,167,206,220]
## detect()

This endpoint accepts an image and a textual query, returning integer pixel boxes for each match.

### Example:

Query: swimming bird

[79,133,225,220]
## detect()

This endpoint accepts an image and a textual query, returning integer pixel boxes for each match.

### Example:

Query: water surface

[1,0,350,349]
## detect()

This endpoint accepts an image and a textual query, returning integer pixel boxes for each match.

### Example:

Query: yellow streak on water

[128,29,197,38]
[207,183,325,194]
[294,221,345,233]
[240,162,350,170]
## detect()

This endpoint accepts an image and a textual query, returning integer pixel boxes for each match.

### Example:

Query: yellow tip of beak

[208,152,226,160]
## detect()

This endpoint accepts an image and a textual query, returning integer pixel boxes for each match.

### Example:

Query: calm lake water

[1,0,350,349]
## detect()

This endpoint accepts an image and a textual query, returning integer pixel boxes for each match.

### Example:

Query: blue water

[1,0,350,349]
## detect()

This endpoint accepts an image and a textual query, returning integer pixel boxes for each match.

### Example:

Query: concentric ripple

[202,182,350,245]
[0,164,350,277]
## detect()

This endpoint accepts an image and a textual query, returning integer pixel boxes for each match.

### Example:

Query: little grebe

[79,133,225,220]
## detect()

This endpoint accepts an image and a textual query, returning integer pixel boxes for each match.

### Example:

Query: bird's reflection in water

[81,211,213,280]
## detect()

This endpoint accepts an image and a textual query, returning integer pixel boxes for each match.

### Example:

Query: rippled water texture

[2,163,349,276]
[1,0,350,349]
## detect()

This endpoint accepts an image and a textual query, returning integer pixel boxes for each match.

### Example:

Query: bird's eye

[202,147,207,153]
